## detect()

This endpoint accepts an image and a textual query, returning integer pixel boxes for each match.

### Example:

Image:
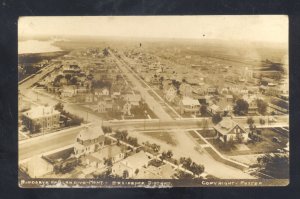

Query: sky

[18,16,288,43]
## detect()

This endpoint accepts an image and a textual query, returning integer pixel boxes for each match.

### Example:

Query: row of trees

[254,154,289,179]
[54,103,84,126]
[114,130,139,147]
[179,157,205,175]
[234,99,268,116]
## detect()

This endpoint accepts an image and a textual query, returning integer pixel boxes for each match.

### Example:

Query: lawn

[196,130,217,138]
[142,131,178,146]
[207,128,289,156]
[187,131,207,145]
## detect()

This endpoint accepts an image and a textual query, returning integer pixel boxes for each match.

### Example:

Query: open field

[142,131,178,146]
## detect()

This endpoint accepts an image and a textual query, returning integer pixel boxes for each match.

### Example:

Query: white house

[74,126,105,158]
[179,83,193,97]
[25,156,54,178]
[214,118,248,143]
[61,85,77,97]
[179,97,200,114]
[164,85,177,103]
[111,151,150,178]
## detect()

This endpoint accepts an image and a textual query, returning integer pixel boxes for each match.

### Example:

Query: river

[18,39,62,54]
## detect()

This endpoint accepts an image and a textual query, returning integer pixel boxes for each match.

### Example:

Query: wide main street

[109,50,173,120]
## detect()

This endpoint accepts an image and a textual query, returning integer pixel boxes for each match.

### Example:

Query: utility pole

[86,111,89,123]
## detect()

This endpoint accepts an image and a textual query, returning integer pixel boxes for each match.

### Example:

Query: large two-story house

[74,126,105,158]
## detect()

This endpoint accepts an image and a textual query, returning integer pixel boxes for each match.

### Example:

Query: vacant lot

[196,130,216,138]
[142,131,178,146]
[187,131,207,145]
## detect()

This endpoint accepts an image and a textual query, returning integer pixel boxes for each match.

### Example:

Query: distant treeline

[18,51,69,65]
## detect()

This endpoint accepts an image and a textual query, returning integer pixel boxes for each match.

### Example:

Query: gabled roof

[76,126,104,141]
[210,104,220,111]
[181,97,200,106]
[214,118,246,136]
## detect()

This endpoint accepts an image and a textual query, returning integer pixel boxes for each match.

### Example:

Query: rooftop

[91,145,124,160]
[181,97,200,106]
[214,118,245,135]
[76,125,104,141]
[116,151,149,170]
[23,106,60,119]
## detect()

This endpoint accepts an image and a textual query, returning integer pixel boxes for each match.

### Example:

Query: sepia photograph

[18,16,289,188]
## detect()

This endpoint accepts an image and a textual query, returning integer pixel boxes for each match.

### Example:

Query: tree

[256,154,289,179]
[69,77,78,85]
[166,150,173,159]
[65,74,72,81]
[104,157,113,167]
[175,170,194,179]
[200,105,207,116]
[247,117,255,126]
[212,113,222,124]
[257,99,268,115]
[160,151,167,160]
[53,74,64,87]
[122,170,129,179]
[190,162,205,175]
[115,130,128,140]
[103,48,109,56]
[54,102,64,111]
[152,143,160,153]
[135,169,139,175]
[127,136,138,147]
[234,99,249,115]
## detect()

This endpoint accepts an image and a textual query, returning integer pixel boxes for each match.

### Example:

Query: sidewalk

[191,129,249,171]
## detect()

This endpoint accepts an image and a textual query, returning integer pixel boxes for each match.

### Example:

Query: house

[111,151,150,178]
[225,95,233,102]
[179,83,193,97]
[85,93,94,103]
[61,85,77,97]
[198,95,211,105]
[84,145,126,169]
[214,118,248,143]
[243,95,259,115]
[76,86,88,93]
[164,85,177,103]
[74,126,105,158]
[97,101,113,113]
[207,104,222,115]
[22,106,60,133]
[179,97,200,114]
[25,156,54,178]
[123,94,142,106]
[220,88,229,95]
[122,101,132,116]
[240,88,249,95]
[112,92,121,99]
[192,87,205,95]
[94,87,110,96]
[207,87,218,95]
[136,164,176,179]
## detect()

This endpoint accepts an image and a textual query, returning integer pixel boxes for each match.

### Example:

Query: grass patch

[187,131,207,145]
[196,130,217,138]
[142,131,178,146]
